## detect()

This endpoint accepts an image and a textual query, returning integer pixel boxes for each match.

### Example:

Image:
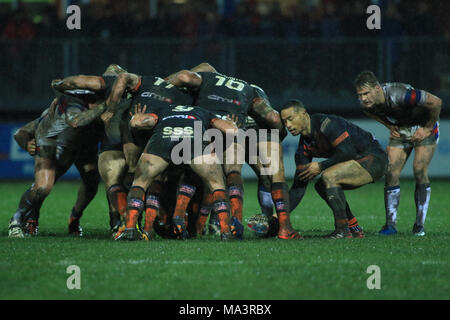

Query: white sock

[258,188,274,216]
[385,186,400,226]
[415,184,431,227]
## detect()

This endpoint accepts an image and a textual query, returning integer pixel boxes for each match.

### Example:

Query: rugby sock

[211,189,231,234]
[196,192,213,234]
[173,183,197,220]
[316,179,355,221]
[271,182,292,230]
[143,181,162,233]
[106,184,127,228]
[325,187,349,231]
[70,207,83,220]
[258,182,274,216]
[125,186,145,229]
[414,184,431,227]
[384,186,400,226]
[348,217,359,228]
[226,171,244,222]
[13,187,35,224]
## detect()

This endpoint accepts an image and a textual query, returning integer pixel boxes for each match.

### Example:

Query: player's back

[308,113,379,157]
[154,105,215,132]
[36,90,95,147]
[195,72,253,127]
[132,75,194,114]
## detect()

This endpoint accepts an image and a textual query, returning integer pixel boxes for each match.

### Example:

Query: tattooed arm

[65,103,107,128]
[52,75,105,92]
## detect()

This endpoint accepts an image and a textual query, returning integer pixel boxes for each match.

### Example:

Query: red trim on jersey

[332,131,349,147]
[409,90,417,104]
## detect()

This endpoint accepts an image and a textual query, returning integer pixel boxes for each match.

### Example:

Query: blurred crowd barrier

[0,37,449,116]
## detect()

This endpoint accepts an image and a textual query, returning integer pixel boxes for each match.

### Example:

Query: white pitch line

[120,259,244,265]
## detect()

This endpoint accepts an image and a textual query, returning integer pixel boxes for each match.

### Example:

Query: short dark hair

[354,70,380,88]
[280,99,306,113]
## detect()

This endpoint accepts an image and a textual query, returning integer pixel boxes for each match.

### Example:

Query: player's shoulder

[382,82,427,105]
[313,113,348,132]
[382,82,415,96]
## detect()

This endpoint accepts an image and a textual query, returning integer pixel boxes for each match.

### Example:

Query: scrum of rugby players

[9,61,440,241]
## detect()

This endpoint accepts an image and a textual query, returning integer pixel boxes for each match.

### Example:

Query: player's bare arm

[190,62,217,73]
[14,119,39,155]
[363,109,400,138]
[298,162,322,181]
[103,72,140,124]
[251,97,284,130]
[52,75,105,92]
[210,117,238,135]
[168,70,203,88]
[166,63,215,82]
[66,102,107,128]
[129,103,158,130]
[411,93,442,142]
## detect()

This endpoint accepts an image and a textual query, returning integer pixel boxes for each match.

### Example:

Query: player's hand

[411,127,432,143]
[101,111,114,126]
[389,125,400,139]
[51,79,63,88]
[130,104,157,129]
[226,114,239,125]
[132,103,147,116]
[298,162,321,181]
[27,138,36,156]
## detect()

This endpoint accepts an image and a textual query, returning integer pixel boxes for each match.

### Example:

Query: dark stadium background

[0,0,449,178]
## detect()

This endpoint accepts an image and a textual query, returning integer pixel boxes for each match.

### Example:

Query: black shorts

[36,141,98,170]
[144,133,208,163]
[99,108,130,153]
[356,143,388,182]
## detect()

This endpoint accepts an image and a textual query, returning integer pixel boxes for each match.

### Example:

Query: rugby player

[280,100,388,238]
[51,64,133,235]
[8,89,104,238]
[354,71,442,236]
[168,70,300,239]
[101,69,197,239]
[116,103,239,241]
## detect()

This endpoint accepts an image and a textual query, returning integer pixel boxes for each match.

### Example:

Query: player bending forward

[354,71,442,236]
[281,100,388,238]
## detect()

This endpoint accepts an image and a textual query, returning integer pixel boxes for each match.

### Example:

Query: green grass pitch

[0,179,449,300]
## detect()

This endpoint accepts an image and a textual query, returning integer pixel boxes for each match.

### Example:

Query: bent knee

[321,170,338,187]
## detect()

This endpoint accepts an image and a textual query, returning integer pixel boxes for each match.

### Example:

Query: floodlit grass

[1,179,449,300]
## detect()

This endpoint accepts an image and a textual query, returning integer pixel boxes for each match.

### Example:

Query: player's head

[280,99,310,136]
[103,64,127,76]
[354,70,383,108]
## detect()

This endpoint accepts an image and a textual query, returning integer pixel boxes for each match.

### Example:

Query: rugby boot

[8,219,24,238]
[68,217,83,237]
[114,228,141,241]
[350,224,365,238]
[378,224,398,235]
[24,219,39,236]
[230,216,244,240]
[278,227,302,240]
[172,216,189,240]
[412,223,425,236]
